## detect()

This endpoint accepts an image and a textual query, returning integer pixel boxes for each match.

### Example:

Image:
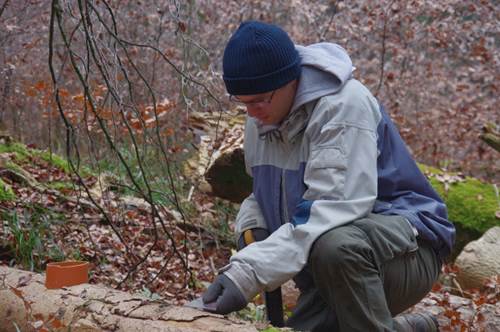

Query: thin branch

[375,0,395,97]
[50,0,132,257]
[89,0,222,109]
[318,1,339,42]
[0,0,9,20]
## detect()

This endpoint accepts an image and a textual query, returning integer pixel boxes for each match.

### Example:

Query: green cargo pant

[286,213,442,332]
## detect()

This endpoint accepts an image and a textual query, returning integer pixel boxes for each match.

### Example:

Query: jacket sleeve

[222,86,380,301]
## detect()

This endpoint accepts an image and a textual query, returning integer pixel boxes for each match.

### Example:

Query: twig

[318,1,339,42]
[375,0,395,97]
[0,0,9,20]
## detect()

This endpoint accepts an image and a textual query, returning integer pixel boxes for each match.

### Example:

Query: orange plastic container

[45,261,89,289]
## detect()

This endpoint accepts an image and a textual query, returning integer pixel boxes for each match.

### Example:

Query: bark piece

[205,146,252,203]
[200,126,252,203]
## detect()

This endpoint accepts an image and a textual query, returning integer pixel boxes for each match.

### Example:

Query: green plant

[94,144,191,209]
[233,302,267,323]
[4,206,65,271]
[7,211,43,271]
[70,248,83,261]
[0,178,16,201]
[214,198,239,230]
[139,286,163,300]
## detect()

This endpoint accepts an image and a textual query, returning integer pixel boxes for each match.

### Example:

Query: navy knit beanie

[223,21,301,95]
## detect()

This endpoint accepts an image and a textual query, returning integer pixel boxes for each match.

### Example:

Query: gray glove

[202,274,247,314]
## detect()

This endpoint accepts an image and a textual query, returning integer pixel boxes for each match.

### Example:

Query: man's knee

[310,226,372,273]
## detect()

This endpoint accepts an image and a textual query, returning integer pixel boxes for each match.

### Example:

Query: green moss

[432,178,497,233]
[0,142,31,162]
[5,160,26,174]
[0,178,16,201]
[418,163,444,176]
[41,151,93,177]
[34,150,72,173]
[47,181,74,191]
[419,164,499,256]
[0,142,93,177]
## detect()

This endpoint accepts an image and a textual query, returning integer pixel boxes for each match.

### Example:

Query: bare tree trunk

[0,266,257,332]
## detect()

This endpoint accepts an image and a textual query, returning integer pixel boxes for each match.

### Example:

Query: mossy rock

[419,164,499,258]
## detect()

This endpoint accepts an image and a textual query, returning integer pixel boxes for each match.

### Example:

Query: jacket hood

[291,43,354,112]
[256,43,354,137]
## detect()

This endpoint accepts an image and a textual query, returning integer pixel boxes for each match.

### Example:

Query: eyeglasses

[229,90,276,108]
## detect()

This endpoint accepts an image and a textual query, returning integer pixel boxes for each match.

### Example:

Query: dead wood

[0,265,258,332]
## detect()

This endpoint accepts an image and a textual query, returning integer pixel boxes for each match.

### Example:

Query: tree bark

[0,265,257,332]
[204,144,252,203]
[187,112,251,203]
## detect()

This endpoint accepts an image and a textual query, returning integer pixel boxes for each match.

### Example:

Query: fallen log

[195,126,251,203]
[0,265,257,332]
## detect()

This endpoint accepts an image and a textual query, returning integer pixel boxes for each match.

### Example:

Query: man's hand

[237,228,269,250]
[202,274,247,314]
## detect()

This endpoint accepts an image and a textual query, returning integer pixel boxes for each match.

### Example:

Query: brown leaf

[178,21,187,32]
[9,286,24,299]
[33,313,44,320]
[50,318,65,329]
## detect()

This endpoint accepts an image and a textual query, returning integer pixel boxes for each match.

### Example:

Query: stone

[455,226,500,289]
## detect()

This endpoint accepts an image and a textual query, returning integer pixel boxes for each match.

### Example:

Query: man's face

[232,79,298,125]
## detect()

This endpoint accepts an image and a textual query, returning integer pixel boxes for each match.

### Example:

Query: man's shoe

[393,313,439,332]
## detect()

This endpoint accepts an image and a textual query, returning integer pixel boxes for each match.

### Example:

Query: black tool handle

[265,287,285,327]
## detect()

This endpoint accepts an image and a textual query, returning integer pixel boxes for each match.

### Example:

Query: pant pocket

[352,213,419,268]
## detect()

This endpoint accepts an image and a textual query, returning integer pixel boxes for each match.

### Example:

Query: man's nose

[246,104,263,117]
[246,106,257,117]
